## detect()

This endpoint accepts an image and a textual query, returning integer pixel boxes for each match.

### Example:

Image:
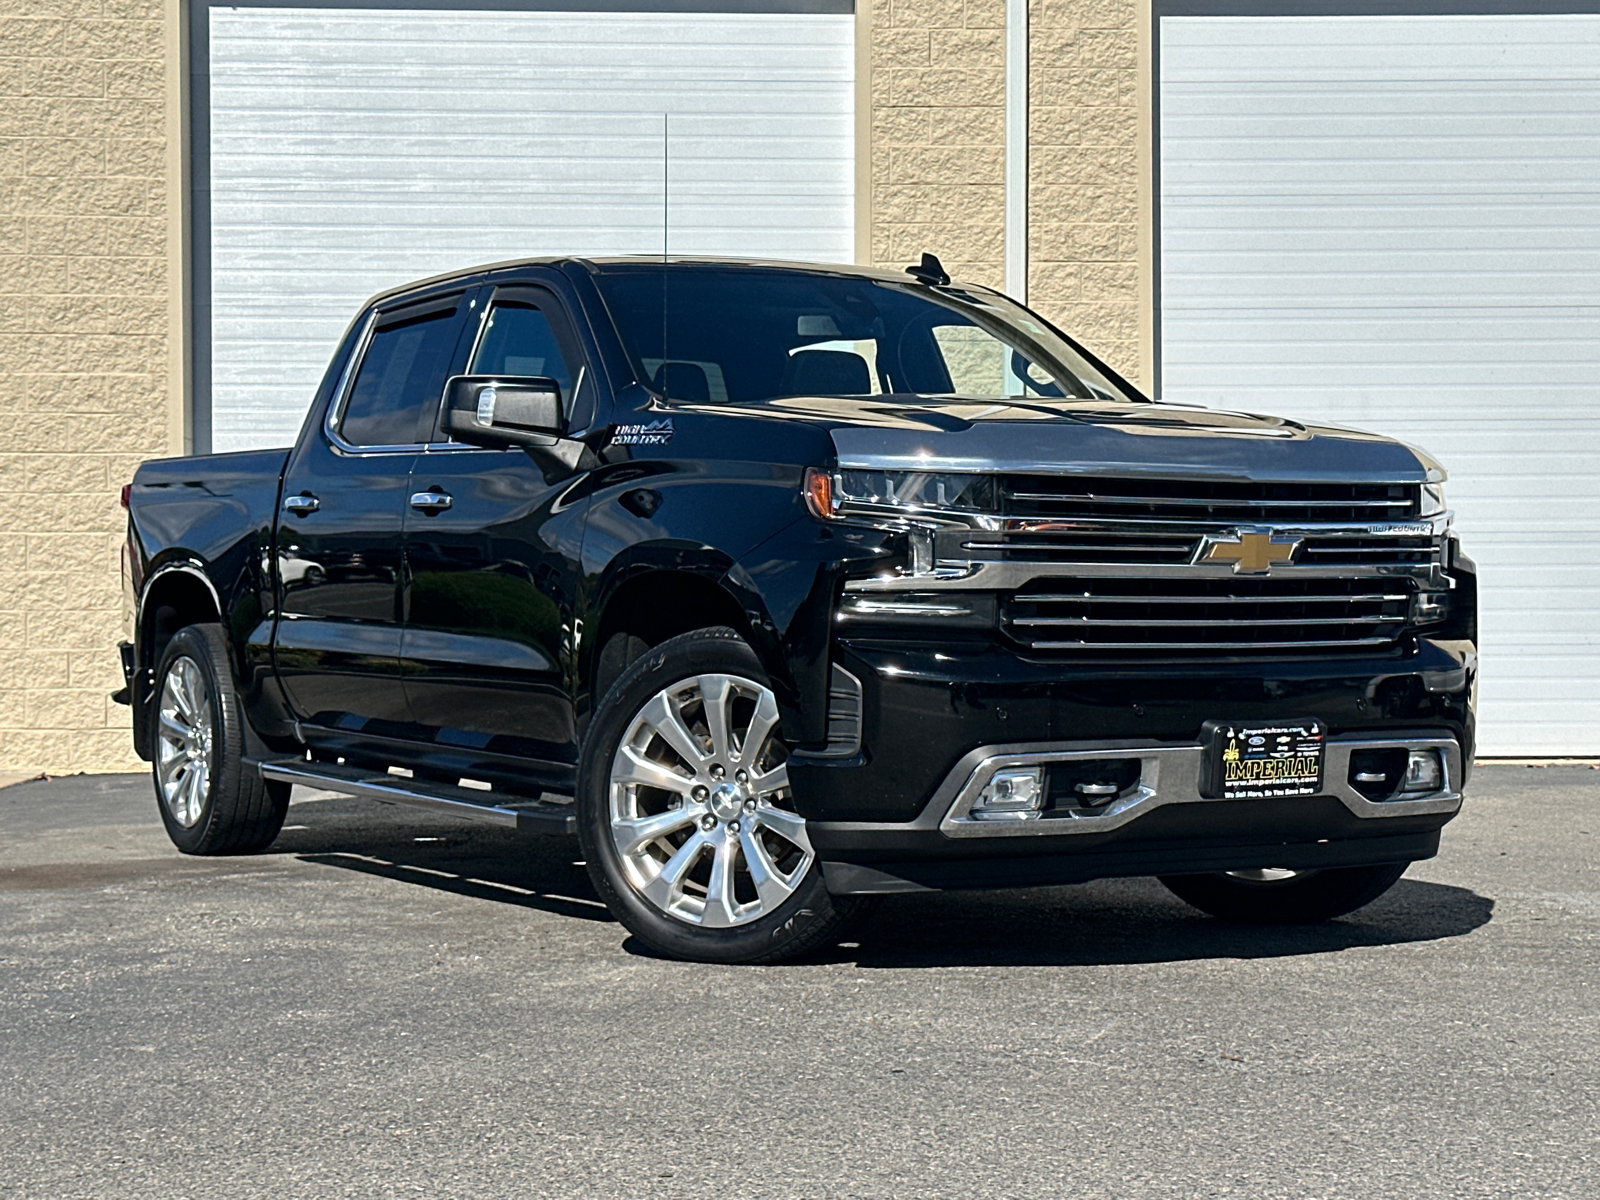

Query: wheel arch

[133,561,224,759]
[585,563,771,704]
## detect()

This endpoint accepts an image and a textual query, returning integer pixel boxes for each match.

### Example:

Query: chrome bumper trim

[932,733,1463,839]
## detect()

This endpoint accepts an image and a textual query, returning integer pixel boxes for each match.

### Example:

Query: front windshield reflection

[591,265,1136,408]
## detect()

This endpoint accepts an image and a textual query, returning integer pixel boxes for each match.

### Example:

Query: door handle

[409,490,452,512]
[283,493,319,515]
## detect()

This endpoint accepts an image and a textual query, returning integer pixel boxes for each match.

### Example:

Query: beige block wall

[867,0,1144,380]
[0,0,172,772]
[869,0,1008,291]
[1029,0,1141,378]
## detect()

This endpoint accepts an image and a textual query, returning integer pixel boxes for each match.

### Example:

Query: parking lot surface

[0,766,1595,1199]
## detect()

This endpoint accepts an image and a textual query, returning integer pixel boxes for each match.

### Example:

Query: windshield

[590,264,1138,407]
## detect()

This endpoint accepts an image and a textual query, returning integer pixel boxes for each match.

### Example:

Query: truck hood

[703,396,1441,484]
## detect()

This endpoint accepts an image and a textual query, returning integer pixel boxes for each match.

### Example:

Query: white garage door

[204,5,855,452]
[1160,13,1600,756]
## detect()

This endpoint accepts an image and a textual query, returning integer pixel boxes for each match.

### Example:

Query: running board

[256,759,577,836]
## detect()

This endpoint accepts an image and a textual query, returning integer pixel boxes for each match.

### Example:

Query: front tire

[1158,862,1410,924]
[577,626,872,964]
[151,623,290,855]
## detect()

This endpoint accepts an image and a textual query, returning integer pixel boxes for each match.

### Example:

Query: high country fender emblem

[1201,529,1302,574]
[611,418,674,447]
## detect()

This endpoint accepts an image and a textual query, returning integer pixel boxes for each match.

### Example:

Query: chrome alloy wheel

[155,655,215,829]
[608,672,813,928]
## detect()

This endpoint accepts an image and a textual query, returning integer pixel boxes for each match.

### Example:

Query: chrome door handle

[409,490,452,512]
[283,493,319,515]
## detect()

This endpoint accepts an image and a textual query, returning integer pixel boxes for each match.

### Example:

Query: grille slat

[1002,577,1416,657]
[1001,475,1421,525]
[1004,493,1413,511]
[1024,637,1397,652]
[960,535,1197,565]
[1011,615,1407,628]
[1021,592,1412,605]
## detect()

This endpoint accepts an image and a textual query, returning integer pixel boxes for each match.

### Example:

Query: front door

[399,284,593,767]
[274,289,472,735]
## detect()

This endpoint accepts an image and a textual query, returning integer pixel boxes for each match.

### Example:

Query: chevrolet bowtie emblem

[1203,530,1301,574]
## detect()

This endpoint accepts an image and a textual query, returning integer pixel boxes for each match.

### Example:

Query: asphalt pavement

[0,765,1595,1199]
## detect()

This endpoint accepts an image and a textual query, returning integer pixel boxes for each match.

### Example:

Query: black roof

[361,255,953,311]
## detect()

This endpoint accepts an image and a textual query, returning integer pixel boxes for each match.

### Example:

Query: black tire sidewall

[151,625,231,853]
[576,627,846,964]
[149,623,287,855]
[1158,862,1410,924]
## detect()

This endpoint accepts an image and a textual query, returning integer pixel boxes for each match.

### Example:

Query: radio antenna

[661,112,668,399]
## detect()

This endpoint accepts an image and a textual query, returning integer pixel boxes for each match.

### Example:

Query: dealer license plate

[1201,719,1325,799]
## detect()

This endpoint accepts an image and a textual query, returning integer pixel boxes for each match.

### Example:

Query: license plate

[1201,719,1325,799]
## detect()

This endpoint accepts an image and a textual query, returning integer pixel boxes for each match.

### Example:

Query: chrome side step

[256,759,577,836]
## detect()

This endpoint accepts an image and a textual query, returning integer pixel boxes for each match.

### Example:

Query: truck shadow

[273,797,1493,966]
[272,796,613,925]
[825,875,1495,968]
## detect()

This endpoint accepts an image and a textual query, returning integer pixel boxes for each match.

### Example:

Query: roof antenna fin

[905,252,949,286]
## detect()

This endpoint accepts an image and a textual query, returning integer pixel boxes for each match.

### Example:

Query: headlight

[1419,483,1447,518]
[804,468,995,521]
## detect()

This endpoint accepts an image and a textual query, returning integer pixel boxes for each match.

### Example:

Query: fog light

[1401,749,1444,794]
[971,767,1045,820]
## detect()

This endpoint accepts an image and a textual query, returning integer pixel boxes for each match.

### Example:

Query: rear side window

[339,297,464,447]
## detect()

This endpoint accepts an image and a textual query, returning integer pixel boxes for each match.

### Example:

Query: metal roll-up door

[203,6,855,452]
[1160,13,1600,755]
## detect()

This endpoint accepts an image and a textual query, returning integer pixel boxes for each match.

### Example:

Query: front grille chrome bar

[1020,591,1412,605]
[1002,492,1415,510]
[1011,615,1406,627]
[1021,637,1397,652]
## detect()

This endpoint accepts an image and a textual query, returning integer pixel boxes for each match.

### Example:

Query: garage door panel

[206,7,855,453]
[1161,13,1600,755]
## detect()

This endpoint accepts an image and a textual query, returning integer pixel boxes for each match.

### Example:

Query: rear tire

[577,626,873,964]
[1158,862,1409,924]
[151,623,290,855]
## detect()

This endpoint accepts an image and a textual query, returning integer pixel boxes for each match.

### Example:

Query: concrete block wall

[0,1,169,772]
[869,0,1009,291]
[868,0,1143,377]
[1029,0,1140,375]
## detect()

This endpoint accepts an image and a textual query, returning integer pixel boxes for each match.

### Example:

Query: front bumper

[787,635,1475,895]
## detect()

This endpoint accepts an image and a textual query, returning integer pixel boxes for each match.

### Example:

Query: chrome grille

[957,530,1196,565]
[1298,536,1437,567]
[954,529,1439,572]
[1000,476,1420,524]
[1002,577,1416,655]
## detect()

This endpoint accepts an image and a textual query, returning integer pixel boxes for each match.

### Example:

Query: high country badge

[612,418,674,446]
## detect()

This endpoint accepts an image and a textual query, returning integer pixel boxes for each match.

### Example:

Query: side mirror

[442,375,564,446]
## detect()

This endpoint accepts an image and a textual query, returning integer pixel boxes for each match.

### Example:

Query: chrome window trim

[929,733,1463,839]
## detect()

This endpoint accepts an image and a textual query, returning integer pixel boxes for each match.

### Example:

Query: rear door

[399,282,594,768]
[274,288,472,735]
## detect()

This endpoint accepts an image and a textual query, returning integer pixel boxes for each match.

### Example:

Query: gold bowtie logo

[1204,530,1301,574]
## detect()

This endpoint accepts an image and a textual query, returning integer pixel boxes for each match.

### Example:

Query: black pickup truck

[121,255,1477,963]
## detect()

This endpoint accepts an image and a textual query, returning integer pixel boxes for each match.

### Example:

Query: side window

[470,301,574,394]
[339,297,464,447]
